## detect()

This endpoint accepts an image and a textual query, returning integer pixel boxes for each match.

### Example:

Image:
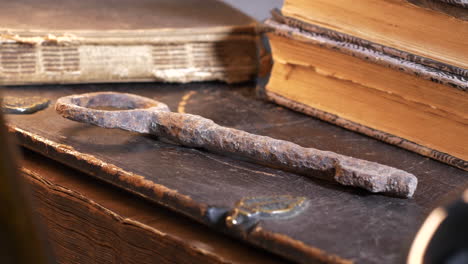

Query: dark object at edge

[408,190,468,263]
[0,104,53,263]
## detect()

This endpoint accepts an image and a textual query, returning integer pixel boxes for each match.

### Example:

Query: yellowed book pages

[264,20,468,170]
[282,0,468,70]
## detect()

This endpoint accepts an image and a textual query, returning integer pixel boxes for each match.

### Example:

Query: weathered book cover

[5,82,468,264]
[0,0,260,85]
[262,14,467,170]
[21,150,285,264]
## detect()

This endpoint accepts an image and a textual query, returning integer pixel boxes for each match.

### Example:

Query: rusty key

[56,92,417,198]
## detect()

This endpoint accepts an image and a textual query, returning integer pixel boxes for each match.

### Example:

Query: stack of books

[263,0,467,170]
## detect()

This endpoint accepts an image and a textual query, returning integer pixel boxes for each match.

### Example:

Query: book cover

[6,82,467,263]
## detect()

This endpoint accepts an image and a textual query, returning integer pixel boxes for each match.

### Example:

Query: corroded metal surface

[56,92,418,198]
[2,96,50,114]
[225,195,308,231]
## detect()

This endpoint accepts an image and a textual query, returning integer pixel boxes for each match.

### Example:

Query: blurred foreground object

[408,190,468,264]
[0,110,53,263]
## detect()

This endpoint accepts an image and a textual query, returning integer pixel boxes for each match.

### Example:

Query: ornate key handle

[56,92,417,198]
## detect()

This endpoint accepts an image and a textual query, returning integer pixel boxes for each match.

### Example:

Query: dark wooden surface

[19,148,288,264]
[4,82,468,263]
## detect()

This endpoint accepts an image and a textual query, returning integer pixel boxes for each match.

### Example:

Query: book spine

[0,39,258,85]
[265,91,468,171]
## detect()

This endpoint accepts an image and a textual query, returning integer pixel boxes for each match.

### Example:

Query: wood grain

[20,149,288,264]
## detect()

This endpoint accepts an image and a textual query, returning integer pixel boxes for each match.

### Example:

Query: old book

[6,82,468,263]
[263,16,467,170]
[280,0,468,74]
[20,149,285,264]
[0,0,259,85]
